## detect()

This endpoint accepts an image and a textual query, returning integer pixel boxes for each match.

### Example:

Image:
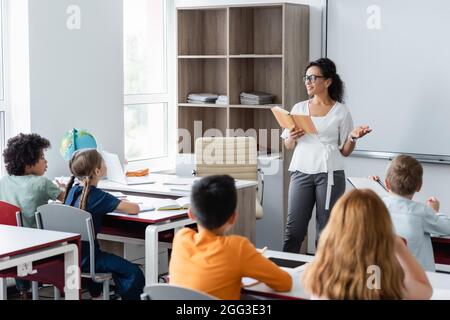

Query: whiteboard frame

[323,0,450,165]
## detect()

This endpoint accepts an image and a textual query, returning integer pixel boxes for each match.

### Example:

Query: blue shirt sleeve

[95,190,121,214]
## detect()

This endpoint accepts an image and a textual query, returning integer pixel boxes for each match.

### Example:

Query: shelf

[229,55,283,59]
[229,58,282,105]
[178,106,227,154]
[178,9,227,55]
[228,104,279,109]
[229,6,283,55]
[178,55,227,59]
[228,107,282,153]
[178,103,227,108]
[178,58,227,104]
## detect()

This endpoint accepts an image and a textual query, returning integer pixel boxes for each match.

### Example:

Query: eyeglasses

[302,75,325,83]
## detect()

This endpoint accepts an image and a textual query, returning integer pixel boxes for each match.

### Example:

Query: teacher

[281,58,371,253]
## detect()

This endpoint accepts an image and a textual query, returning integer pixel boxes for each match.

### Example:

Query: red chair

[0,201,22,226]
[0,201,66,300]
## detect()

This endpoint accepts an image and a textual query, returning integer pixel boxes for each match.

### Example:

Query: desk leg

[145,226,159,286]
[63,244,80,300]
[0,278,6,300]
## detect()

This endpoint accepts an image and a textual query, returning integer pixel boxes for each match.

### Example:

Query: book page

[271,107,295,130]
[291,115,317,134]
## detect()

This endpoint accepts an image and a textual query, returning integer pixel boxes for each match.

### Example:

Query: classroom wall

[27,0,124,177]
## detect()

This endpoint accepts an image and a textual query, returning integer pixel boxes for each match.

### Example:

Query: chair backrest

[194,137,257,180]
[0,200,22,226]
[36,204,93,241]
[141,284,217,300]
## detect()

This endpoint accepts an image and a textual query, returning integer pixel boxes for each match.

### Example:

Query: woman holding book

[281,58,371,253]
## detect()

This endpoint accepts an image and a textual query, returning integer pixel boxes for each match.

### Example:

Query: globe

[60,128,98,161]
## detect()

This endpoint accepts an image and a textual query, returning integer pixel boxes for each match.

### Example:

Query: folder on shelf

[271,106,317,134]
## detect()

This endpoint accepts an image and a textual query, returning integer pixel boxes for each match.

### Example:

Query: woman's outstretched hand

[350,125,372,139]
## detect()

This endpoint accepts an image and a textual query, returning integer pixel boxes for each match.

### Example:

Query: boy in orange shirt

[169,175,292,299]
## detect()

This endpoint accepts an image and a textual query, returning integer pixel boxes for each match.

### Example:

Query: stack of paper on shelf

[187,93,218,104]
[216,95,229,105]
[240,91,274,105]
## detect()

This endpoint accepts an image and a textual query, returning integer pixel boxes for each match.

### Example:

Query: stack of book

[240,91,275,105]
[187,93,218,104]
[215,95,229,105]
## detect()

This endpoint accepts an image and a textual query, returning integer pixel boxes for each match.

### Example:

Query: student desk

[432,236,450,271]
[0,225,80,300]
[98,174,257,242]
[243,250,450,300]
[97,174,256,285]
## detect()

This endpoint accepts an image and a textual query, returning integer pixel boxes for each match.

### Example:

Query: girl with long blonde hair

[302,189,432,300]
[64,149,144,299]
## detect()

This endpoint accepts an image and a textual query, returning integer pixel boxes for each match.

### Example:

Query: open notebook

[347,177,389,198]
[151,197,190,211]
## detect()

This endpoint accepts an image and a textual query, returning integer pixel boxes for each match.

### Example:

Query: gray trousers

[283,170,346,253]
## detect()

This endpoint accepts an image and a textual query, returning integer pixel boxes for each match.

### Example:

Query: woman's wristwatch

[348,134,358,143]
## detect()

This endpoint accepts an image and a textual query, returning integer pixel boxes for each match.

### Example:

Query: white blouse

[281,100,354,210]
[281,100,354,174]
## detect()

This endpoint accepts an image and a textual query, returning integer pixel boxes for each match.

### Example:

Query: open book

[347,177,389,198]
[271,106,317,134]
[152,197,190,211]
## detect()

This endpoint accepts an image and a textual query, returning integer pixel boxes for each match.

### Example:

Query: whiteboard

[326,0,450,159]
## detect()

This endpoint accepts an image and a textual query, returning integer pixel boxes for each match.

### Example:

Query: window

[0,1,6,176]
[123,0,175,169]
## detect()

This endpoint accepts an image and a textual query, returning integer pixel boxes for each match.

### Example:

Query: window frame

[0,0,8,176]
[123,0,176,172]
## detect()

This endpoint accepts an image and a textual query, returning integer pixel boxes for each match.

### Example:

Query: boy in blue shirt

[0,133,64,298]
[375,155,450,271]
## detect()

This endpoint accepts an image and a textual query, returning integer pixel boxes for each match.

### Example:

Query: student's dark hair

[190,175,237,230]
[305,58,345,103]
[2,133,51,175]
[64,148,103,210]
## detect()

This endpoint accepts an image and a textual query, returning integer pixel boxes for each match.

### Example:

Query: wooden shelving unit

[177,3,309,154]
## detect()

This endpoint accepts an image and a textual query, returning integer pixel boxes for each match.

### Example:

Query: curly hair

[3,133,51,175]
[305,58,345,103]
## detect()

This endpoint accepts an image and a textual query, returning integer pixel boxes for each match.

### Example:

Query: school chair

[193,136,264,219]
[140,284,216,300]
[36,204,113,300]
[0,201,61,300]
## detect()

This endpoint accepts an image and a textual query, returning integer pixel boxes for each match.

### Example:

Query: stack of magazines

[215,95,229,105]
[240,91,275,105]
[187,93,218,104]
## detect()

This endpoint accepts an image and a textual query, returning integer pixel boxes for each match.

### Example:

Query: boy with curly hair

[0,133,64,298]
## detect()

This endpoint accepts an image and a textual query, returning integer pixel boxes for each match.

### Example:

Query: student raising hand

[426,197,440,213]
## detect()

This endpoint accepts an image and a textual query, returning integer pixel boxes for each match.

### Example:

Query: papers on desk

[347,177,389,198]
[169,185,192,193]
[163,177,199,186]
[107,191,127,199]
[242,277,260,288]
[113,195,190,213]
